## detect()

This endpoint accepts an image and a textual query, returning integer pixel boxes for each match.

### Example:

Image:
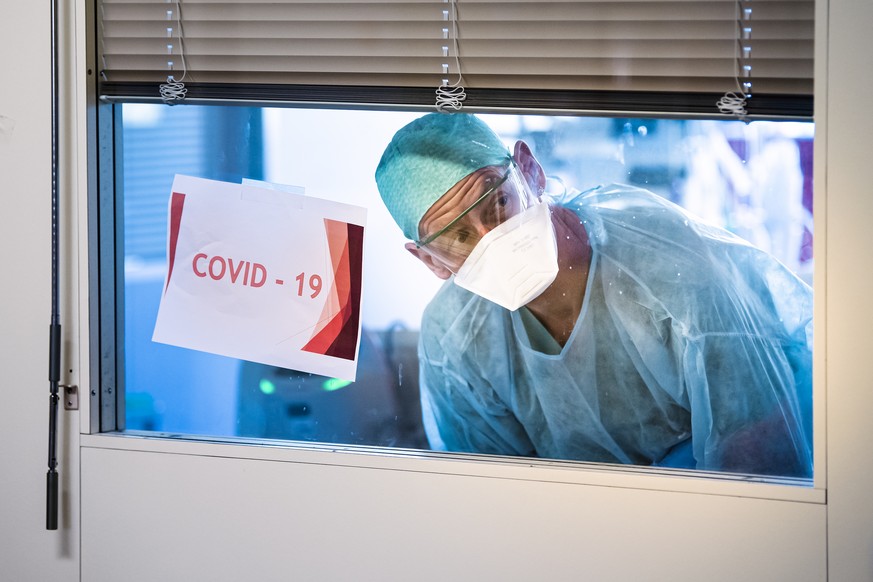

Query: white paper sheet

[152,175,367,381]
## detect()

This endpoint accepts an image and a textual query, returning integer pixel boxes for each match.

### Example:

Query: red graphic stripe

[302,220,363,361]
[302,220,350,354]
[165,192,186,293]
[325,223,363,359]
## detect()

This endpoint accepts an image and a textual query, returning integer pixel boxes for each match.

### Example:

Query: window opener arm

[46,0,61,532]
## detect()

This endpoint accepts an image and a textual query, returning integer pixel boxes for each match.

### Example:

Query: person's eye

[492,190,513,218]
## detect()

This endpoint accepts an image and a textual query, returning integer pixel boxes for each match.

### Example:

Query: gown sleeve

[679,243,813,476]
[581,184,813,476]
[416,283,536,457]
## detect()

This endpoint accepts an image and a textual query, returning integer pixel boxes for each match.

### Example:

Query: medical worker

[375,113,813,477]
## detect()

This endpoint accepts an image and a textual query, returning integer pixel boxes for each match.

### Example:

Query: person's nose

[473,221,492,238]
[466,212,496,238]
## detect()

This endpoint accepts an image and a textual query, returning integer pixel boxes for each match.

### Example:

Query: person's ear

[513,140,546,197]
[405,242,453,280]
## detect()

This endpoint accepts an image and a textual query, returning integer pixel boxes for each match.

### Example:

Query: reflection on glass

[120,105,813,479]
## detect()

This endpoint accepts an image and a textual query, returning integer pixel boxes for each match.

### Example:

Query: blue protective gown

[417,184,813,477]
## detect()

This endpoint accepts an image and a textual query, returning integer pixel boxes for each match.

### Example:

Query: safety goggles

[415,160,537,270]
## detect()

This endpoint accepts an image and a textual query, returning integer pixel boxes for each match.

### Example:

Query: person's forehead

[431,166,506,208]
[422,165,504,219]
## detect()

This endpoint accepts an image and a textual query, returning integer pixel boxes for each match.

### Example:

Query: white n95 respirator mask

[453,200,559,311]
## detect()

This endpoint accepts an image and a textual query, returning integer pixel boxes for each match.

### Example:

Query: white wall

[1,0,872,579]
[0,0,80,579]
[824,0,873,578]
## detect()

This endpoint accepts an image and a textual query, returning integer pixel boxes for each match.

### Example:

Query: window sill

[80,431,825,504]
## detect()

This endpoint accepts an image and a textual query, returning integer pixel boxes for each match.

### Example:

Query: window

[92,0,817,484]
[106,103,814,480]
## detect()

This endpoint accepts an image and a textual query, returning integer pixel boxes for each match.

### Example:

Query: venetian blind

[97,0,814,113]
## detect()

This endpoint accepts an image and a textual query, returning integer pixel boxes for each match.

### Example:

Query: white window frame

[77,0,827,506]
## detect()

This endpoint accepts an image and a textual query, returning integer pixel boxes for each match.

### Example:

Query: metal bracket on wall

[62,385,78,411]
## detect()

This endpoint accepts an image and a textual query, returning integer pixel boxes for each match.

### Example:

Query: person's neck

[524,206,591,347]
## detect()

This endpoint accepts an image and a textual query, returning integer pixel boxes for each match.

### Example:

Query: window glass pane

[119,104,813,479]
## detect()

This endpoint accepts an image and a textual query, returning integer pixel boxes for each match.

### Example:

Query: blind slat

[102,2,813,21]
[103,56,812,79]
[103,39,813,60]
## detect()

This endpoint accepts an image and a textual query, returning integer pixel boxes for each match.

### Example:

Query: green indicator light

[259,379,276,395]
[322,378,352,392]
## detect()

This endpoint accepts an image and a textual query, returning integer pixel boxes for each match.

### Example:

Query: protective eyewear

[415,161,537,269]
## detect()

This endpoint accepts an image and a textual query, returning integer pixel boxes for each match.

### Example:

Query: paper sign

[152,175,367,381]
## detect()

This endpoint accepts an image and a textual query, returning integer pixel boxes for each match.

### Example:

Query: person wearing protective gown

[375,113,812,477]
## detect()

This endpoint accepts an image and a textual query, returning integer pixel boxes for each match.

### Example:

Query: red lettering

[208,256,227,280]
[193,253,208,277]
[192,253,267,288]
[228,258,245,284]
[250,263,267,288]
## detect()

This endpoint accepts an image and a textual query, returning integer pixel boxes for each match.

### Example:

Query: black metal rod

[47,0,61,532]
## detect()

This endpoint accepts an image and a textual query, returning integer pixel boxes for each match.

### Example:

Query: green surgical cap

[375,113,511,241]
